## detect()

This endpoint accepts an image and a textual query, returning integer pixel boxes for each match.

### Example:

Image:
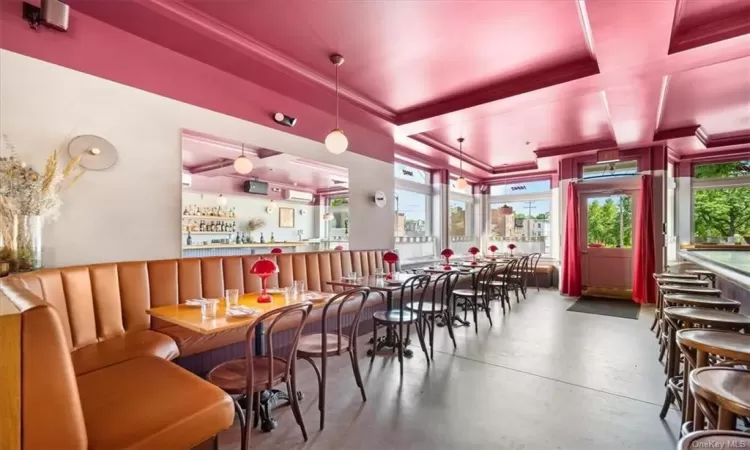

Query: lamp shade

[250,257,278,303]
[233,156,253,174]
[334,245,344,250]
[325,128,348,154]
[456,177,468,190]
[270,248,283,254]
[383,251,399,265]
[440,248,454,269]
[507,243,517,250]
[468,246,480,255]
[488,245,498,253]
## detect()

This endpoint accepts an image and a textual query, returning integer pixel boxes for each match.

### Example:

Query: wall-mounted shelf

[183,242,305,250]
[182,231,234,235]
[182,215,237,221]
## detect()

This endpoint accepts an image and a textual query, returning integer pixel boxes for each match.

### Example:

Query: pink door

[579,190,639,296]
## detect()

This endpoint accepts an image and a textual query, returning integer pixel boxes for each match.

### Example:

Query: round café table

[676,329,750,434]
[659,307,750,421]
[690,367,750,431]
[678,430,750,450]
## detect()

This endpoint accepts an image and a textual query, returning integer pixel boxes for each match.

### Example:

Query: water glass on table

[283,286,294,304]
[201,299,219,319]
[224,289,239,307]
[294,280,307,295]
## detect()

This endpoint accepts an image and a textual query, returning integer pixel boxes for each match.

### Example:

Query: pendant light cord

[335,64,339,129]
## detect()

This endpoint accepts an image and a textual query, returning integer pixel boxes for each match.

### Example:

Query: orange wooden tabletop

[147,291,332,335]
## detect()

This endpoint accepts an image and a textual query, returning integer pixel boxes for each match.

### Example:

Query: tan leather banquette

[0,250,388,450]
[12,250,389,375]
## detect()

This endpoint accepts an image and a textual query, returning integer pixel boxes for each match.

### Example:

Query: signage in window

[510,185,527,191]
[402,169,414,177]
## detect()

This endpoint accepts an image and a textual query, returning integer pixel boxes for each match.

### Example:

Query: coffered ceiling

[66,0,750,178]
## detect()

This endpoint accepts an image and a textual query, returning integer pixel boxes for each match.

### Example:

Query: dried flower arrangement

[0,135,85,270]
[246,218,265,233]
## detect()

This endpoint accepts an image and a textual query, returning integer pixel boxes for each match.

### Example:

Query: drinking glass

[224,289,239,307]
[375,268,385,279]
[201,299,219,319]
[294,280,307,294]
[348,271,357,281]
[283,286,294,304]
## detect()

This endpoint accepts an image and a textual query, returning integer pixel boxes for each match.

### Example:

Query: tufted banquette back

[14,250,387,351]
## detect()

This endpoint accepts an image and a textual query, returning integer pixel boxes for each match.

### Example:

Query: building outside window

[449,199,467,236]
[489,179,551,255]
[692,160,750,244]
[323,195,349,250]
[448,177,475,253]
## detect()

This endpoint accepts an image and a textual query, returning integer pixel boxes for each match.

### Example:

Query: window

[394,163,429,184]
[586,194,632,248]
[490,200,551,254]
[324,195,349,246]
[693,161,750,243]
[449,200,467,236]
[582,160,638,179]
[394,189,429,237]
[490,179,551,196]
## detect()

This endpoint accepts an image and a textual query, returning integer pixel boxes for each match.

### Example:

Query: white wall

[0,50,394,267]
[182,191,316,245]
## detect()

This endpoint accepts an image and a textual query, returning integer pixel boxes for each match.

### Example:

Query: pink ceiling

[181,131,348,194]
[25,0,750,177]
[183,0,591,112]
[416,91,612,166]
[659,56,750,135]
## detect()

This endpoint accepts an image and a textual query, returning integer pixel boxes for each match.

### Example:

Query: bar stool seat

[659,308,750,422]
[659,285,722,296]
[686,269,717,287]
[690,367,750,430]
[676,330,750,434]
[654,272,699,279]
[664,294,740,311]
[678,431,750,449]
[658,278,710,287]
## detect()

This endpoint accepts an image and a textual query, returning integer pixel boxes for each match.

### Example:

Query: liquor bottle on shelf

[183,207,189,215]
[235,233,240,245]
[199,220,205,232]
[260,232,265,244]
[269,232,275,243]
[186,231,192,246]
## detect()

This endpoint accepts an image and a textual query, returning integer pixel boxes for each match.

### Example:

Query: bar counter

[679,248,750,312]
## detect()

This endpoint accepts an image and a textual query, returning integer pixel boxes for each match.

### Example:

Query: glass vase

[11,215,43,272]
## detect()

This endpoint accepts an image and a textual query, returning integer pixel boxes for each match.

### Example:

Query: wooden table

[148,291,332,432]
[327,273,412,356]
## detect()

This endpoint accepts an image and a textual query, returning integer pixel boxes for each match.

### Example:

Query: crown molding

[653,126,750,149]
[534,138,618,159]
[491,161,539,174]
[669,0,750,54]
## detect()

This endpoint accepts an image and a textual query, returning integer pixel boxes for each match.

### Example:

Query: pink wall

[0,0,395,164]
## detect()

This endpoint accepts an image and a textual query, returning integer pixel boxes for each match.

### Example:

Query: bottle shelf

[182,231,234,235]
[183,242,304,250]
[182,215,237,221]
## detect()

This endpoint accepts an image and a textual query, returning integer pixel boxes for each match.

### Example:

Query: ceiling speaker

[67,135,118,170]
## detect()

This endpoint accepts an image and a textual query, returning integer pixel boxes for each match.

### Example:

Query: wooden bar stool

[651,272,700,334]
[690,367,750,431]
[655,283,720,339]
[678,430,750,449]
[686,269,717,288]
[659,307,750,421]
[676,329,750,435]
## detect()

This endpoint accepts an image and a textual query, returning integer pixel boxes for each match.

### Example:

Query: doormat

[567,296,641,320]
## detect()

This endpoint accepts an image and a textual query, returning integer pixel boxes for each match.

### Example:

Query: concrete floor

[199,289,682,450]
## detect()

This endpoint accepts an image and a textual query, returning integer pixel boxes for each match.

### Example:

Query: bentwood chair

[527,253,542,292]
[454,263,496,333]
[297,287,371,430]
[406,270,460,358]
[207,302,313,450]
[371,274,432,376]
[483,259,519,314]
[510,254,531,300]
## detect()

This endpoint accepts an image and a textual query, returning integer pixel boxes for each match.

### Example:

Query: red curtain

[632,175,656,304]
[561,183,582,297]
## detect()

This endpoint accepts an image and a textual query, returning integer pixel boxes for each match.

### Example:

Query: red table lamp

[488,245,498,259]
[250,257,279,303]
[383,251,399,279]
[334,245,344,250]
[468,246,480,265]
[507,243,516,257]
[440,248,454,270]
[270,248,283,254]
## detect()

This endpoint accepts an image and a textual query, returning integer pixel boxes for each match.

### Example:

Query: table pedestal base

[367,332,413,358]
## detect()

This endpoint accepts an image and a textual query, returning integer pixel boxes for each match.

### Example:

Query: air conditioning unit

[284,189,314,202]
[181,172,192,187]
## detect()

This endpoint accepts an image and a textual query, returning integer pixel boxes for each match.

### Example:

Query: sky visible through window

[490,180,551,196]
[394,189,427,221]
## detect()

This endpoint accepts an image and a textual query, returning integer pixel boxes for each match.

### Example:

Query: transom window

[394,162,429,184]
[582,160,638,179]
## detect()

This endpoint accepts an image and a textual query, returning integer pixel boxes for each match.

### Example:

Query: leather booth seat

[0,277,234,450]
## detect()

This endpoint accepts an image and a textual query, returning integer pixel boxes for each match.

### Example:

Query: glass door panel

[586,194,632,249]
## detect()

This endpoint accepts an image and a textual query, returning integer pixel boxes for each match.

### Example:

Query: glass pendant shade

[325,128,348,154]
[233,156,253,174]
[456,177,468,190]
[216,195,228,206]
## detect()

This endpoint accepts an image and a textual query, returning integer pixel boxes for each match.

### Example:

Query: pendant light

[234,143,253,174]
[325,54,348,154]
[216,194,228,206]
[498,163,513,215]
[456,137,468,190]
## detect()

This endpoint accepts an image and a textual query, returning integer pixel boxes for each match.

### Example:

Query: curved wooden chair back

[320,287,372,356]
[397,274,432,319]
[244,302,313,392]
[424,270,460,312]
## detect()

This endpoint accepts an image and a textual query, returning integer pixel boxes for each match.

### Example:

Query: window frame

[690,173,750,242]
[488,177,553,256]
